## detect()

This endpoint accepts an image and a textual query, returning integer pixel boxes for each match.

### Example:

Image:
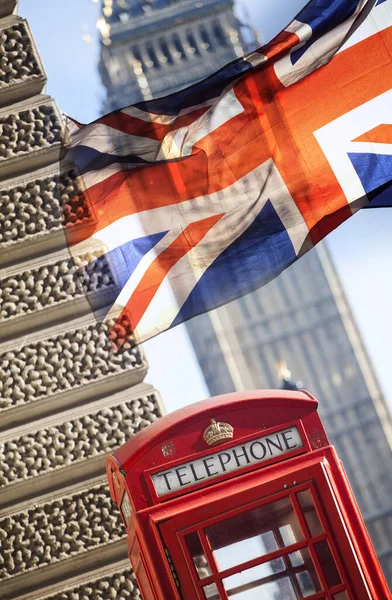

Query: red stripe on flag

[67,25,392,250]
[262,30,300,61]
[111,213,224,349]
[234,25,392,242]
[353,123,392,144]
[65,151,214,247]
[94,106,210,141]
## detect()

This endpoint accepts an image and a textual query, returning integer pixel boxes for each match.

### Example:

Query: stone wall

[0,5,163,599]
[42,567,141,600]
[0,16,46,105]
[0,253,114,322]
[0,389,160,494]
[0,166,87,265]
[1,483,123,579]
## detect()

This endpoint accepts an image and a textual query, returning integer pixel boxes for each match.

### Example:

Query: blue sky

[19,0,392,413]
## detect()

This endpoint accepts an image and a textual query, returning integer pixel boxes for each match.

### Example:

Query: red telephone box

[106,390,390,600]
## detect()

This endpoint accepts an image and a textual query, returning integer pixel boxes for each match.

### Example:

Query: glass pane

[224,575,297,600]
[296,570,317,597]
[206,498,303,571]
[314,540,342,587]
[297,490,323,537]
[291,548,321,596]
[185,532,212,580]
[280,524,298,547]
[203,582,220,599]
[223,557,286,592]
[223,549,321,599]
[333,593,349,600]
[289,551,304,568]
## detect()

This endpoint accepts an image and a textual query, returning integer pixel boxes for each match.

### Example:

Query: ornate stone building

[0,2,162,598]
[97,0,392,588]
[98,0,246,111]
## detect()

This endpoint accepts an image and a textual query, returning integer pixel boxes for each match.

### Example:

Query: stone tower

[185,245,392,586]
[98,0,245,110]
[0,3,163,598]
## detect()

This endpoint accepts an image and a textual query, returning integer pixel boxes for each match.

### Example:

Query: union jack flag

[65,0,392,348]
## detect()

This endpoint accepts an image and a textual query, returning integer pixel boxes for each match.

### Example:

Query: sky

[19,0,392,414]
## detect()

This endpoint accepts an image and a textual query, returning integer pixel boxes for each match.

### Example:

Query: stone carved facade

[0,322,145,412]
[0,97,62,179]
[1,483,124,579]
[43,568,141,600]
[0,17,46,105]
[0,253,115,322]
[1,391,160,491]
[0,167,88,259]
[0,5,163,599]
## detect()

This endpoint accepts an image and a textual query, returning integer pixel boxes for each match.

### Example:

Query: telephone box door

[159,463,373,600]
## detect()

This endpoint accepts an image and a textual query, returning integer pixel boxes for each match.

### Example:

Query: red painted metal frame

[319,458,389,600]
[173,482,351,600]
[143,418,311,504]
[106,391,390,600]
[113,390,318,474]
[107,390,324,512]
[156,449,389,599]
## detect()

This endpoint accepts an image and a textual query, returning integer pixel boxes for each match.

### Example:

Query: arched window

[160,38,173,64]
[213,22,227,46]
[147,45,160,69]
[173,33,186,59]
[133,47,145,69]
[200,26,213,50]
[186,31,200,55]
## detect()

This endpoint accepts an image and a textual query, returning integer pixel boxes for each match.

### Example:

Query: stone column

[0,6,163,599]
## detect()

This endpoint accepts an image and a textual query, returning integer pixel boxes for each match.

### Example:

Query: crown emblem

[203,418,234,446]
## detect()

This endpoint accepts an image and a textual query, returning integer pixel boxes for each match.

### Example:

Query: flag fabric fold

[65,0,392,347]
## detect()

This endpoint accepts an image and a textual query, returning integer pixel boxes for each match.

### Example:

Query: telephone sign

[106,389,390,600]
[152,425,303,497]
